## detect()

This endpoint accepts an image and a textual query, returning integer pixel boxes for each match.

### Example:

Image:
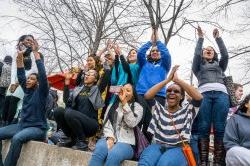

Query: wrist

[65,79,70,85]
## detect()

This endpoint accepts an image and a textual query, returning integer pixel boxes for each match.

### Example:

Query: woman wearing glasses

[138,66,203,166]
[53,69,104,151]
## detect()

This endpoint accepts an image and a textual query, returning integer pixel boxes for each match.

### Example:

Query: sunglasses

[167,89,181,94]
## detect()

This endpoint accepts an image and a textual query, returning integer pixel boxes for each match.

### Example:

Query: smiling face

[84,69,97,85]
[150,46,161,61]
[128,49,137,63]
[23,36,33,47]
[26,74,38,89]
[202,46,215,61]
[166,84,184,109]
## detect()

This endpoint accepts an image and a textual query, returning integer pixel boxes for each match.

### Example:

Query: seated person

[0,40,49,166]
[54,69,104,151]
[138,65,203,166]
[89,83,143,166]
[224,94,250,166]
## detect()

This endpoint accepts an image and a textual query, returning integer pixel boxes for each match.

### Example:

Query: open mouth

[167,95,177,103]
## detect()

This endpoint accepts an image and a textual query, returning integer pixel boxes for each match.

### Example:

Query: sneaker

[72,140,88,151]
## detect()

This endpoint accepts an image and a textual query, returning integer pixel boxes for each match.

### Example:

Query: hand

[166,65,179,82]
[80,63,88,72]
[10,83,18,93]
[113,43,121,55]
[213,28,220,38]
[16,50,24,67]
[106,39,113,50]
[197,26,204,38]
[65,72,73,85]
[118,88,128,106]
[31,39,39,52]
[172,69,180,83]
[107,138,114,150]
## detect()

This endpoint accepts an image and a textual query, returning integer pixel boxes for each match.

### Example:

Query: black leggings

[2,96,20,123]
[54,107,98,141]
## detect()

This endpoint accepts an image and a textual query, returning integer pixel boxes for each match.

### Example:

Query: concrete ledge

[2,140,137,166]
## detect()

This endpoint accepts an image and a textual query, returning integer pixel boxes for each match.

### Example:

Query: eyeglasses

[167,89,181,94]
[85,72,96,77]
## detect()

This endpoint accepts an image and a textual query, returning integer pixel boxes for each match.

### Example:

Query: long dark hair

[126,48,137,63]
[237,94,250,113]
[108,84,138,126]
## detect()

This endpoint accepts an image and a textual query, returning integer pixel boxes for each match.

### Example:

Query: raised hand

[197,26,204,38]
[16,48,25,68]
[65,72,73,85]
[118,87,128,106]
[213,28,220,38]
[31,39,39,52]
[113,43,121,55]
[151,27,156,43]
[106,138,114,150]
[166,65,179,82]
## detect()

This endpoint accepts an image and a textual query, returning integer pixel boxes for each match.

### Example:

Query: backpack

[0,62,11,87]
[45,89,58,120]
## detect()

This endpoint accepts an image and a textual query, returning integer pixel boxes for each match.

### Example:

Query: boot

[72,139,88,151]
[213,140,226,166]
[198,138,210,166]
[57,138,76,148]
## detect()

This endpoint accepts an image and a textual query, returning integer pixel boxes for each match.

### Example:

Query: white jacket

[103,102,143,145]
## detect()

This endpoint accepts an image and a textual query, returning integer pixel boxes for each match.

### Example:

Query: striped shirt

[148,100,201,145]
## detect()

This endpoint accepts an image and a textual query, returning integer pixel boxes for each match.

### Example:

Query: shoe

[72,139,88,151]
[213,140,226,166]
[198,138,210,166]
[57,138,76,148]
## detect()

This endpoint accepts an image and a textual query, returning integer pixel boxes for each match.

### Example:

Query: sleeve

[0,62,3,76]
[216,37,229,72]
[192,38,204,77]
[36,60,49,98]
[63,85,70,104]
[30,52,38,74]
[156,41,171,72]
[123,102,143,128]
[98,68,111,93]
[110,55,119,85]
[223,116,240,151]
[103,105,116,141]
[120,55,133,85]
[17,67,26,91]
[137,41,152,67]
[75,69,84,86]
[11,53,17,84]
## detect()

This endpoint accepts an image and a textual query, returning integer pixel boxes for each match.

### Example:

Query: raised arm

[137,42,152,67]
[213,29,229,71]
[16,51,26,91]
[192,26,204,76]
[156,41,171,72]
[63,72,72,104]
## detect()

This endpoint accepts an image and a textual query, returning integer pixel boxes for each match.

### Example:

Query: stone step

[2,140,137,166]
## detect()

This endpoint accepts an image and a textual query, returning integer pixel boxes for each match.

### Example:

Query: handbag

[169,114,196,166]
[133,126,149,160]
[223,76,238,107]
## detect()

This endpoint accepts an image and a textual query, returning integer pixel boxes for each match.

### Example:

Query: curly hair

[237,94,250,113]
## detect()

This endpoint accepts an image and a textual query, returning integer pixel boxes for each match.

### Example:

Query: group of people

[0,26,249,166]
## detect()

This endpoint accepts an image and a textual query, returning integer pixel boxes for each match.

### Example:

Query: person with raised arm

[138,65,203,166]
[0,39,49,166]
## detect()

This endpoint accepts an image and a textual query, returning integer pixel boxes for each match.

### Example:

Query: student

[224,94,250,165]
[0,39,49,166]
[136,28,171,107]
[138,65,203,166]
[54,69,104,151]
[89,83,143,165]
[192,26,230,165]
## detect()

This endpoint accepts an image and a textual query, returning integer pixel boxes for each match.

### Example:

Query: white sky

[0,0,249,95]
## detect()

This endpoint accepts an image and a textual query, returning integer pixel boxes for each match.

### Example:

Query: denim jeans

[0,124,46,166]
[138,144,188,166]
[198,91,229,140]
[88,138,134,166]
[190,134,199,165]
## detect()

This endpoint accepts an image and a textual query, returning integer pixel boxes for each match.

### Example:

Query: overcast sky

[0,0,249,94]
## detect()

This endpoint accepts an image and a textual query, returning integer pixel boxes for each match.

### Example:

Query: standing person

[54,69,104,151]
[138,65,203,166]
[224,94,250,165]
[89,83,143,166]
[2,35,41,126]
[192,26,230,165]
[136,28,171,107]
[0,55,12,125]
[0,39,49,166]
